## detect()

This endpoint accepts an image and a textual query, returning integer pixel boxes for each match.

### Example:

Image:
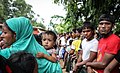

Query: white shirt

[82,38,98,60]
[60,36,66,46]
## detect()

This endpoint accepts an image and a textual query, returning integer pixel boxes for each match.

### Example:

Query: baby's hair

[42,30,57,42]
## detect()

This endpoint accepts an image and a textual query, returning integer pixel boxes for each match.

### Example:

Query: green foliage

[0,0,45,29]
[114,22,120,35]
[0,0,9,19]
[0,0,34,19]
[8,0,35,19]
[32,21,46,29]
[53,0,120,34]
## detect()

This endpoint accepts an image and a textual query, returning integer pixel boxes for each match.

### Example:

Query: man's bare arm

[86,53,115,69]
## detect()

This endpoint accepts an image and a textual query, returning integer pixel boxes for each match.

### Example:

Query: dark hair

[66,32,69,35]
[0,55,13,73]
[82,21,95,30]
[34,34,42,45]
[99,14,115,24]
[72,28,77,33]
[0,54,32,73]
[4,22,15,34]
[76,27,82,33]
[8,51,37,73]
[42,30,57,42]
[69,40,73,45]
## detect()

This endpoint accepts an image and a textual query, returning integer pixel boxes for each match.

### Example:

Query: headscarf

[0,17,62,73]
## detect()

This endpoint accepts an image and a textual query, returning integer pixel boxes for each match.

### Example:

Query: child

[36,30,58,62]
[8,51,38,73]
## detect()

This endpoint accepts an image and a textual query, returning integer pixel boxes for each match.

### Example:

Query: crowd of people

[0,14,120,73]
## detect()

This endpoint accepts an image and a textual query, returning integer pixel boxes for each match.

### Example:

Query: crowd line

[0,14,120,73]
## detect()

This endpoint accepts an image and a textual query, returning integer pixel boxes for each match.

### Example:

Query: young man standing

[73,21,98,73]
[86,14,120,73]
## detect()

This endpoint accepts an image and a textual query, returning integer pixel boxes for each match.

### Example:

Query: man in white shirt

[73,21,98,73]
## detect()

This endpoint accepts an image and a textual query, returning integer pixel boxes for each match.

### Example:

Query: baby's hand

[36,52,44,58]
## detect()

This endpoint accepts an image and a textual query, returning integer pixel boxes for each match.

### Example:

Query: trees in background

[0,0,45,29]
[1,0,120,34]
[0,0,34,19]
[53,0,120,34]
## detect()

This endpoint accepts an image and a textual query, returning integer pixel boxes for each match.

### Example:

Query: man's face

[72,32,76,38]
[82,28,93,40]
[98,20,113,35]
[75,30,80,37]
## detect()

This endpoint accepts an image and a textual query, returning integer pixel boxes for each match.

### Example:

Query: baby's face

[42,34,55,49]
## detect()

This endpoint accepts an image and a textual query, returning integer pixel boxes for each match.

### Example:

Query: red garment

[96,34,120,73]
[6,65,12,73]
